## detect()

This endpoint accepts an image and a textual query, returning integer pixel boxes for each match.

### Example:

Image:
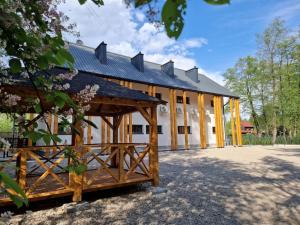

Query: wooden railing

[0,143,153,203]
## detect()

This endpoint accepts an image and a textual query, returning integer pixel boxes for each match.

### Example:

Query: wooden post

[219,97,224,147]
[183,91,189,149]
[112,115,122,167]
[70,120,84,202]
[106,117,111,143]
[124,115,128,143]
[150,105,159,186]
[87,116,92,144]
[119,145,125,182]
[235,99,242,146]
[198,93,207,149]
[28,113,34,146]
[230,98,236,146]
[213,96,219,147]
[172,90,178,149]
[18,150,27,190]
[101,117,106,144]
[129,82,133,143]
[169,89,175,149]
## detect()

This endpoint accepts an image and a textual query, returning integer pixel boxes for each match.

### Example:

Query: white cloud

[59,0,224,84]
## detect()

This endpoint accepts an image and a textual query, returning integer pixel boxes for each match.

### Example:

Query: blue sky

[182,0,300,73]
[61,0,300,84]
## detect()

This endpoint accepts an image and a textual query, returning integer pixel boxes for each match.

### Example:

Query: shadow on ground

[6,149,300,225]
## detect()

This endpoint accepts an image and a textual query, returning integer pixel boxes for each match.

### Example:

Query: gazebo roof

[3,68,165,116]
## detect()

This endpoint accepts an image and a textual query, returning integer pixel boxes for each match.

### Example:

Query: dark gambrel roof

[67,43,239,98]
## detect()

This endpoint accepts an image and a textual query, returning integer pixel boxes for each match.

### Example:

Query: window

[186,97,190,104]
[132,125,143,134]
[177,96,183,103]
[177,96,190,104]
[146,125,163,134]
[212,127,216,134]
[211,100,214,107]
[178,126,191,134]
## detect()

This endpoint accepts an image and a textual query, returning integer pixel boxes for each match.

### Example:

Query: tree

[224,19,300,143]
[224,56,261,135]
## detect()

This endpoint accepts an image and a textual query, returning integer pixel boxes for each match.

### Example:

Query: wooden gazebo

[0,69,164,205]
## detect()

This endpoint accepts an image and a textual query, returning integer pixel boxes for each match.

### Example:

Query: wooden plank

[150,105,159,186]
[123,115,128,143]
[183,91,189,149]
[198,93,207,149]
[107,117,111,143]
[119,146,125,182]
[53,114,58,134]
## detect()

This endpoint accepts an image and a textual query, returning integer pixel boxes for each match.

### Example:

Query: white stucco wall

[36,83,224,148]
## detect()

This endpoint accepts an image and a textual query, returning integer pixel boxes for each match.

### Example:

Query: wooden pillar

[106,117,111,143]
[172,90,178,148]
[129,82,133,143]
[214,96,224,148]
[183,91,189,149]
[150,105,159,186]
[87,116,92,144]
[18,150,27,190]
[235,99,242,146]
[70,120,84,202]
[230,98,236,146]
[101,117,106,144]
[198,93,207,149]
[169,89,175,150]
[112,115,122,167]
[53,114,58,134]
[28,113,34,146]
[219,97,224,147]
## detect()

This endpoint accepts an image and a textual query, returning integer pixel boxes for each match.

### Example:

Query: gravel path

[5,145,300,225]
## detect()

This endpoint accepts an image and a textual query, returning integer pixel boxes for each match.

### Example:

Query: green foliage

[224,19,300,142]
[0,172,28,208]
[134,0,230,39]
[0,114,13,132]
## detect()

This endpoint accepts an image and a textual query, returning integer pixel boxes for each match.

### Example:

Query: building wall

[36,82,223,148]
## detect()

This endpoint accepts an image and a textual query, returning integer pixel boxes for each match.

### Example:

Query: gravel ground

[4,145,300,225]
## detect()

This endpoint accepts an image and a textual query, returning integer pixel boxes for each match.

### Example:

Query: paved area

[6,145,300,225]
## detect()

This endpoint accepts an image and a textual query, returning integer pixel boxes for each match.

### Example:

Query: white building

[41,41,242,149]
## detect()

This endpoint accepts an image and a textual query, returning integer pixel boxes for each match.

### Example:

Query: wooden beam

[128,82,133,143]
[213,96,220,147]
[219,97,224,148]
[235,99,242,146]
[28,113,34,146]
[150,105,159,186]
[230,98,236,146]
[101,117,106,144]
[101,116,113,130]
[106,117,111,143]
[70,120,84,202]
[183,91,189,150]
[169,89,175,149]
[172,89,178,149]
[136,106,152,125]
[198,93,207,149]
